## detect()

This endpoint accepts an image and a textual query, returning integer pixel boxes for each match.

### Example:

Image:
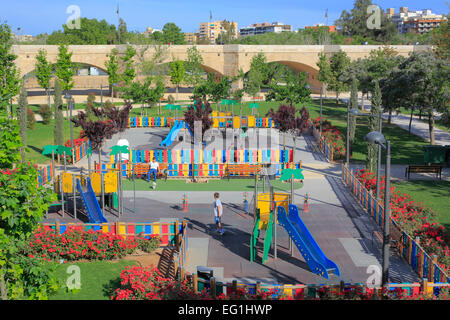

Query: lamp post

[364,131,391,288]
[64,92,74,155]
[319,86,323,135]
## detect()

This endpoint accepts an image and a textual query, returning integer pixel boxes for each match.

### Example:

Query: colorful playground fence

[127,116,275,129]
[37,164,53,187]
[41,220,189,269]
[342,164,449,284]
[112,148,295,165]
[72,139,91,164]
[310,121,334,162]
[184,275,449,299]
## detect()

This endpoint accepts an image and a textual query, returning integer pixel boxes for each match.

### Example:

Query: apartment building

[198,20,238,44]
[386,7,446,34]
[184,32,198,44]
[239,22,292,37]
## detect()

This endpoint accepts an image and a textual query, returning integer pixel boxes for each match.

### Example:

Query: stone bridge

[13,44,431,93]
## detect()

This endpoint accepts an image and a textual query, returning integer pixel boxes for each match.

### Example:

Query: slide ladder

[250,209,274,265]
[277,204,340,279]
[76,178,108,223]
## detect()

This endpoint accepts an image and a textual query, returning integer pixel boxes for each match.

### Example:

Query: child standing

[213,192,224,235]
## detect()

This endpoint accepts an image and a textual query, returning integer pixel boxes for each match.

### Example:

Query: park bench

[133,163,168,181]
[226,164,261,180]
[405,164,442,180]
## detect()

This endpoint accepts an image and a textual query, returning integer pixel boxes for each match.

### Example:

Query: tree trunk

[98,146,102,171]
[336,92,339,104]
[176,86,179,102]
[408,107,415,134]
[428,111,435,145]
[47,89,51,114]
[388,110,392,124]
[419,109,422,120]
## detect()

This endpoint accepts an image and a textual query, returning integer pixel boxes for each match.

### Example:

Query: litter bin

[445,146,450,165]
[423,145,446,164]
[197,266,214,292]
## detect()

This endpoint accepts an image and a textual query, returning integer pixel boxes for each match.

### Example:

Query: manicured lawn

[305,99,430,165]
[49,260,137,300]
[122,177,303,192]
[392,180,450,231]
[26,119,82,164]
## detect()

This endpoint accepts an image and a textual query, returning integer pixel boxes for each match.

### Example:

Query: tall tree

[245,53,268,99]
[168,60,185,101]
[105,48,120,98]
[54,44,75,94]
[317,53,333,98]
[366,80,382,172]
[162,23,185,44]
[328,50,351,103]
[119,45,137,93]
[184,46,205,87]
[402,52,449,145]
[0,22,22,118]
[335,0,397,42]
[17,85,28,163]
[266,72,311,105]
[34,49,53,110]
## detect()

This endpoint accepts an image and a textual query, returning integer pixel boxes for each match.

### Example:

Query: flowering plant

[27,227,160,262]
[354,169,450,273]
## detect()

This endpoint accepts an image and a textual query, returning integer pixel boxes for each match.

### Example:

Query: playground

[42,118,423,288]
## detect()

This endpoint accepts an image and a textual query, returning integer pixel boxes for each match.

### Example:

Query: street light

[364,131,391,288]
[64,92,74,156]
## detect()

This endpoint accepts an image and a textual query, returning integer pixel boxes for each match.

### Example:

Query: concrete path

[340,97,450,146]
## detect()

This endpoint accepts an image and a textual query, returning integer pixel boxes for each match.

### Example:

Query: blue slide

[76,178,108,223]
[160,120,185,147]
[277,204,340,279]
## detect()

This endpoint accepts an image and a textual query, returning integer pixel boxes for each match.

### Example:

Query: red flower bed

[312,117,346,159]
[354,169,450,273]
[111,266,449,300]
[64,138,86,148]
[111,266,288,300]
[27,227,160,262]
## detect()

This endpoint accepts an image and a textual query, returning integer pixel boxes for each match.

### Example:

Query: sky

[1,0,448,36]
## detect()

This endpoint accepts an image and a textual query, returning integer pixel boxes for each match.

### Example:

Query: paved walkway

[340,97,450,145]
[45,132,420,286]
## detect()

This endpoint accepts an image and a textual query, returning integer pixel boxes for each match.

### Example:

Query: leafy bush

[38,104,52,124]
[137,235,160,253]
[27,107,36,129]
